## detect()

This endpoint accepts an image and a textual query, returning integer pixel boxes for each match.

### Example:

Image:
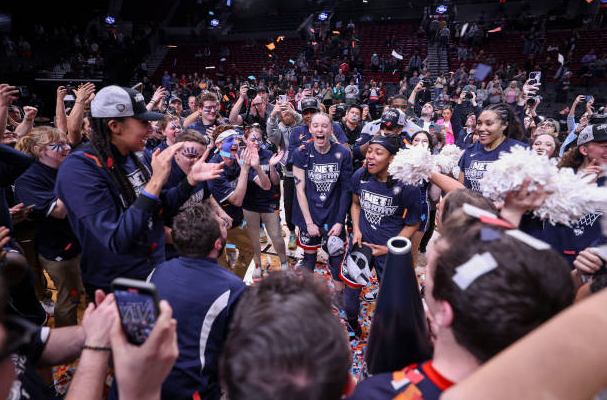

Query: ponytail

[89,117,151,207]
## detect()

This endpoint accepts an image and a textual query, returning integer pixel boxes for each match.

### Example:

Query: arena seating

[450,28,607,83]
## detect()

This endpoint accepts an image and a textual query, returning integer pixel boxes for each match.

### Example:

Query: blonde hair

[16,126,66,159]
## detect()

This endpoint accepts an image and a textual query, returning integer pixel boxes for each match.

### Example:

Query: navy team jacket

[55,148,193,289]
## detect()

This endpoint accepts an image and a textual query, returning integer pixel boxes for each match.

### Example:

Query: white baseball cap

[91,85,164,121]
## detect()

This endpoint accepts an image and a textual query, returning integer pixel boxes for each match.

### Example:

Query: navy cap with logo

[91,85,164,121]
[300,97,320,112]
[170,96,183,104]
[577,123,607,146]
[380,108,406,128]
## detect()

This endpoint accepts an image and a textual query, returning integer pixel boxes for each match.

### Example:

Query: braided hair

[361,132,401,188]
[482,103,524,141]
[89,117,151,207]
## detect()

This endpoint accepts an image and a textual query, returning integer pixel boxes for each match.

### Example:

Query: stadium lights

[105,15,115,24]
[210,19,219,27]
[318,12,328,21]
[436,5,448,14]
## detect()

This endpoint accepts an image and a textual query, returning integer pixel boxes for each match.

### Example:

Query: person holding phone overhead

[55,86,223,300]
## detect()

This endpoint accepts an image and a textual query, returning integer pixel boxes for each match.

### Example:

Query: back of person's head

[172,203,221,258]
[440,189,497,222]
[16,126,66,158]
[175,129,208,146]
[220,272,351,400]
[431,210,574,362]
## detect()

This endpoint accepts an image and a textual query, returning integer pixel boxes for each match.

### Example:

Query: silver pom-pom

[435,144,465,177]
[388,145,436,185]
[479,146,556,202]
[534,167,607,226]
[479,145,607,226]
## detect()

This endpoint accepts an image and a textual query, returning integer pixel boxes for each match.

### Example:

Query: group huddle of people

[1,55,606,400]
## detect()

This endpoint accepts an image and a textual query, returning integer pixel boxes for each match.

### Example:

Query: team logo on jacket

[360,189,399,228]
[308,163,339,201]
[127,168,147,196]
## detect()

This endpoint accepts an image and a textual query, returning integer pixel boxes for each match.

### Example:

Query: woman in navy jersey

[410,130,441,265]
[55,86,222,298]
[241,126,288,279]
[292,113,353,291]
[458,103,526,192]
[14,127,82,327]
[344,133,422,336]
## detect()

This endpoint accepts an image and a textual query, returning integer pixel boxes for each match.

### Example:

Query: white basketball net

[364,211,383,226]
[315,181,332,193]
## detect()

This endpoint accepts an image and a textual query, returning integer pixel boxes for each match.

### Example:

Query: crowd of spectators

[1,7,607,400]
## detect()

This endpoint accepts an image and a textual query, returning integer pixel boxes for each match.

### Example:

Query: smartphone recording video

[111,278,159,345]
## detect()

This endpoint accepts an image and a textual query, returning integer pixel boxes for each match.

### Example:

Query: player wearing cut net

[343,133,421,336]
[292,112,353,294]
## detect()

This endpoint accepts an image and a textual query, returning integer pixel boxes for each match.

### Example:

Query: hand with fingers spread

[269,150,284,167]
[148,142,185,193]
[111,300,179,400]
[151,86,167,107]
[574,248,605,275]
[364,242,388,257]
[76,83,96,105]
[0,84,19,108]
[188,148,224,184]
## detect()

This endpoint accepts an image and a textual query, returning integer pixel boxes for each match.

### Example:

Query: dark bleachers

[450,28,607,83]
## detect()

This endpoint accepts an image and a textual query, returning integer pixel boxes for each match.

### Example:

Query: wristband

[82,345,111,351]
[141,189,160,200]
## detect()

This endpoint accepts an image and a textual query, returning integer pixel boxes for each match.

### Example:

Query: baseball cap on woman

[91,86,164,121]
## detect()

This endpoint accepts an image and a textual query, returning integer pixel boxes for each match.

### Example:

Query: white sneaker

[363,287,379,303]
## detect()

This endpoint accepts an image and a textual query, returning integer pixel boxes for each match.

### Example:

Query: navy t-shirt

[351,167,421,245]
[55,148,193,288]
[0,144,33,233]
[346,361,454,400]
[287,123,349,166]
[207,153,244,227]
[292,142,353,227]
[10,327,61,400]
[150,257,245,400]
[14,161,81,261]
[458,138,527,192]
[242,148,281,213]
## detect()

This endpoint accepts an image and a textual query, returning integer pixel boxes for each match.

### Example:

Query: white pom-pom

[479,145,556,202]
[388,145,436,185]
[435,144,465,177]
[479,145,607,226]
[534,168,607,226]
